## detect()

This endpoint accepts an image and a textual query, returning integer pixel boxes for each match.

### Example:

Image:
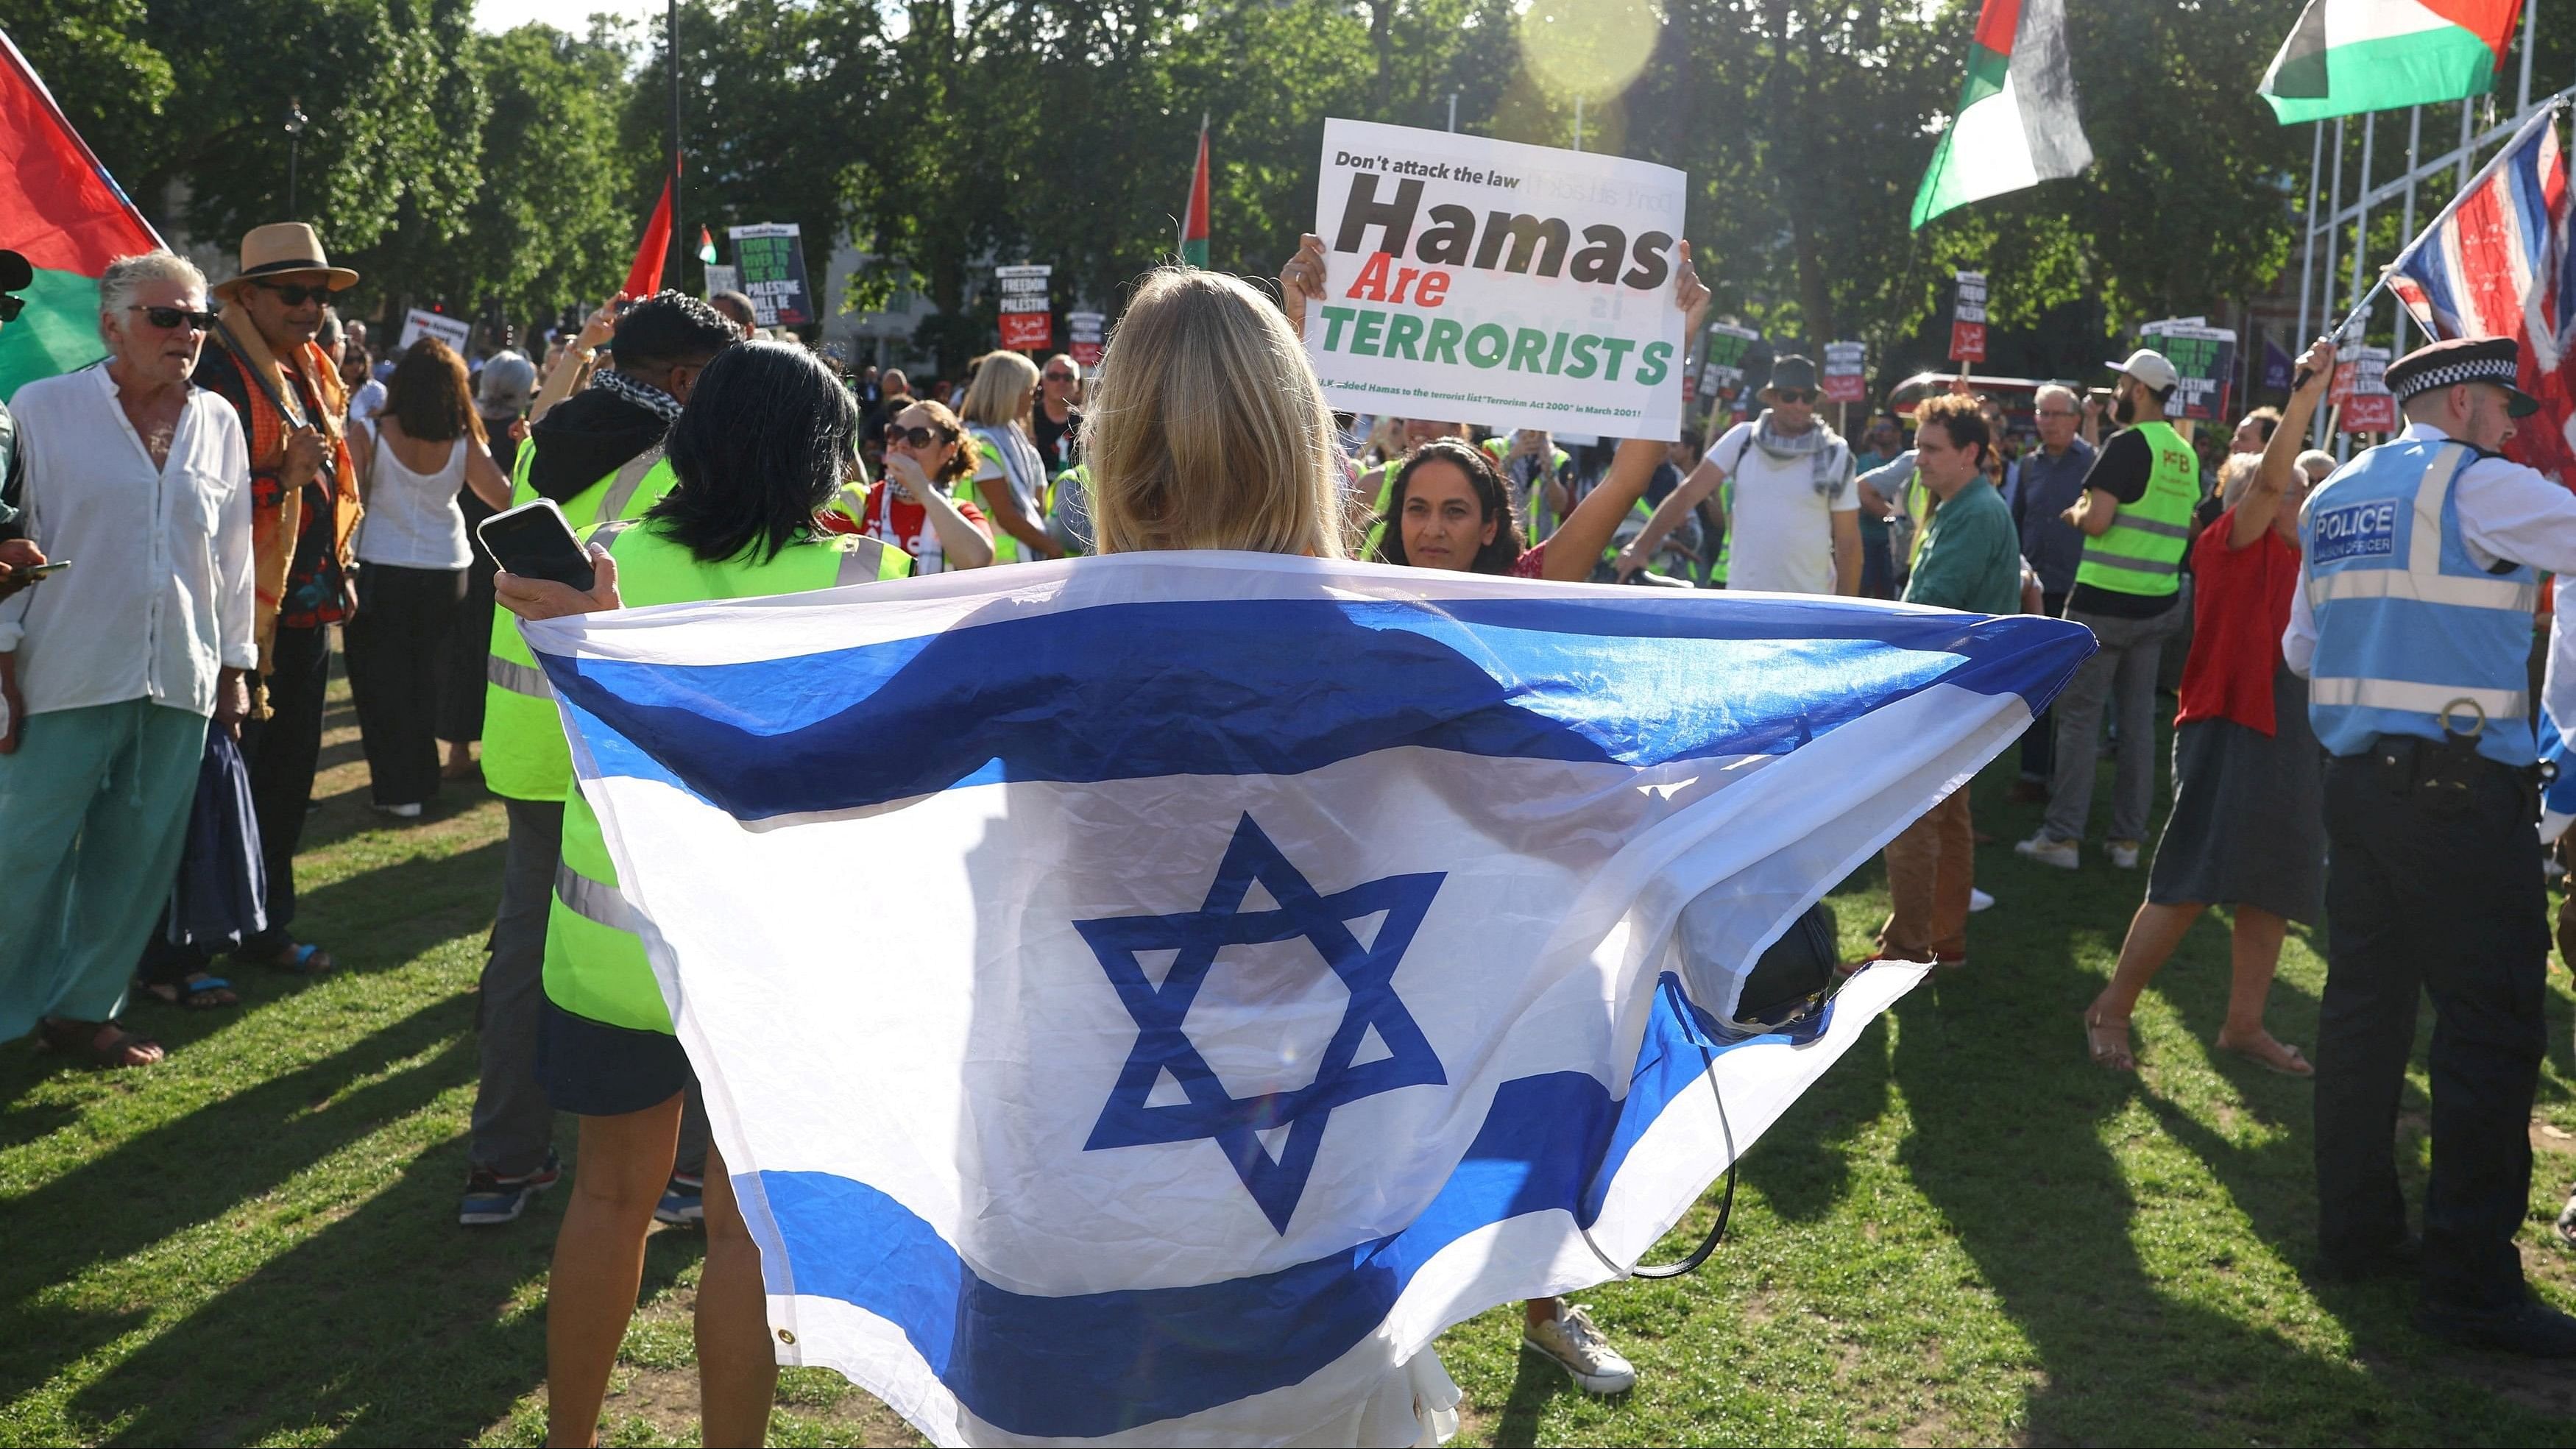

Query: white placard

[397,308,472,355]
[1306,118,1690,440]
[704,264,740,300]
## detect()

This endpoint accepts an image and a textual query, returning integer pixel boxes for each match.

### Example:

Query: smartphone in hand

[476,499,595,592]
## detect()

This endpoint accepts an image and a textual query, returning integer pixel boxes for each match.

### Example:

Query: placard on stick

[1066,311,1105,367]
[1949,272,1986,364]
[726,224,814,327]
[1699,324,1759,398]
[397,308,471,354]
[1822,341,1867,404]
[2335,346,2396,433]
[995,265,1052,351]
[2140,319,2237,422]
[1306,118,1690,440]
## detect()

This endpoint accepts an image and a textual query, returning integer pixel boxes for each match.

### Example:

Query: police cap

[2385,336,2540,417]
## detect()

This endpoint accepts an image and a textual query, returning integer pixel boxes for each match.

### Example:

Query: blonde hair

[2218,450,2265,510]
[958,348,1038,434]
[1082,267,1347,558]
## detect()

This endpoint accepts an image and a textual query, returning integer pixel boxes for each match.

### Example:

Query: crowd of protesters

[4,206,2575,1449]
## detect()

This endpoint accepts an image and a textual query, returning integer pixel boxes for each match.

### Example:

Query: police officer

[2290,336,2576,1356]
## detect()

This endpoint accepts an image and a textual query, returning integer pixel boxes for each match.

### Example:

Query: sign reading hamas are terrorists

[726,224,814,327]
[1306,118,1690,440]
[1822,341,1868,404]
[2139,318,2238,422]
[1949,272,1986,364]
[997,265,1052,351]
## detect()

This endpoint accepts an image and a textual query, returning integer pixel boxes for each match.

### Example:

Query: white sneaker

[2107,840,2140,869]
[375,801,423,820]
[1968,887,1995,913]
[1523,1300,1637,1395]
[2013,832,2078,870]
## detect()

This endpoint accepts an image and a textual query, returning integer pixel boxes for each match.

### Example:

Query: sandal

[2084,1006,2135,1071]
[140,974,238,1010]
[2216,1032,2314,1078]
[38,1018,165,1069]
[254,942,336,976]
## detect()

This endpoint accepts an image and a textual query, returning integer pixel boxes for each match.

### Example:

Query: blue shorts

[537,997,690,1118]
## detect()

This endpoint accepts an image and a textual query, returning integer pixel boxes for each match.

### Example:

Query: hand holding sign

[1278,233,1328,336]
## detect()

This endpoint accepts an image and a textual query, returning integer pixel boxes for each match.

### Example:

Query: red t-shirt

[2176,506,2302,735]
[827,479,989,571]
[1509,542,1549,578]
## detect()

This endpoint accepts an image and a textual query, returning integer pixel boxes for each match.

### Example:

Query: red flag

[0,28,161,397]
[623,160,676,300]
[1180,117,1209,268]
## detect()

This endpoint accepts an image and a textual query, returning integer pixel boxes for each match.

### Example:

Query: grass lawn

[6,659,2576,1447]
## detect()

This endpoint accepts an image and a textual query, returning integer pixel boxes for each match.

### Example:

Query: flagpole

[2394,106,2421,358]
[667,0,683,293]
[2296,121,2322,350]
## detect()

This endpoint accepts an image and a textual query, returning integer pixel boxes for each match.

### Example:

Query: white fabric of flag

[523,553,2092,1447]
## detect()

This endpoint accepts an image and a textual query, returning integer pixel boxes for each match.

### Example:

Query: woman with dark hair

[493,339,912,1449]
[344,338,512,815]
[1372,393,1707,585]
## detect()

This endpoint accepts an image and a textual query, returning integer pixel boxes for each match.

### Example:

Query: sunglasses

[131,304,217,332]
[1043,369,1076,382]
[884,424,951,448]
[255,280,337,306]
[1773,388,1817,404]
[0,294,21,324]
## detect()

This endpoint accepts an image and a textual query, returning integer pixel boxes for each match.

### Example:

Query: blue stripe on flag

[746,977,1786,1437]
[543,595,2089,819]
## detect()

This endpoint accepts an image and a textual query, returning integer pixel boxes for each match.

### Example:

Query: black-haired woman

[494,340,913,1449]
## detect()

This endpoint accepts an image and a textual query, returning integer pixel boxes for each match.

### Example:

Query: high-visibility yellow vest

[481,439,679,802]
[1484,439,1574,545]
[1713,478,1735,584]
[1361,459,1401,558]
[545,517,910,1034]
[964,431,1027,564]
[2073,419,2198,598]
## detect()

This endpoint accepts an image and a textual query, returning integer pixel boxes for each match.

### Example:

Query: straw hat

[214,222,358,302]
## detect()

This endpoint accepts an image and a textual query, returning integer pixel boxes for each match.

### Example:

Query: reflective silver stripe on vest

[2309,676,2526,720]
[487,653,554,698]
[2104,513,2194,540]
[595,446,666,522]
[2075,545,2182,575]
[585,519,640,549]
[836,536,898,585]
[555,860,645,934]
[2306,566,2536,612]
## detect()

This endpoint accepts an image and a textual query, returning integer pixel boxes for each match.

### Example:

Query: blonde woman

[956,349,1063,562]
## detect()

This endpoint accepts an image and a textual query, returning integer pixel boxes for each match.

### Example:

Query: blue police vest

[2299,436,2540,767]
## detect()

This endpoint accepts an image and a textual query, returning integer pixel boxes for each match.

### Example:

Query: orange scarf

[208,311,361,666]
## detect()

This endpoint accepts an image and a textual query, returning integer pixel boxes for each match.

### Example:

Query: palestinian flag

[2259,0,2523,124]
[1909,0,2094,231]
[1179,116,1210,269]
[697,225,717,266]
[0,28,160,400]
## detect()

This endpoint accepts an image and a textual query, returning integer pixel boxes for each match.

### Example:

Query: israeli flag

[525,553,2089,1447]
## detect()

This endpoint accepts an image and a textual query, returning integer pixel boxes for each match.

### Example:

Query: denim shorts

[536,996,690,1118]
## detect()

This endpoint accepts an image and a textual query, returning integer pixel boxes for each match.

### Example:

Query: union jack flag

[2388,103,2574,484]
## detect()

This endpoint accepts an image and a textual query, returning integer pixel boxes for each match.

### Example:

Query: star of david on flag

[1080,813,1446,1233]
[523,550,2090,1446]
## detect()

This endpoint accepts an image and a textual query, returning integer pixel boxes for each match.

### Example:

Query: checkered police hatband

[2393,358,2519,400]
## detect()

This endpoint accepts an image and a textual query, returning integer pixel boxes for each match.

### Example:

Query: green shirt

[1901,477,2021,615]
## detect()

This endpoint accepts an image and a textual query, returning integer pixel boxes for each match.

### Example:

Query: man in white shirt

[0,250,254,1068]
[1613,355,1861,594]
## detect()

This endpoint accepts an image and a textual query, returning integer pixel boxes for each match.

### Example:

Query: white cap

[2105,349,2180,392]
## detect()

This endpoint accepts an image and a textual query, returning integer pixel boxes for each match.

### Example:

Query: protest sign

[704,263,740,301]
[1949,272,1986,364]
[397,308,470,355]
[2138,319,2237,422]
[2335,345,2396,433]
[726,223,814,327]
[1067,310,1105,367]
[1822,341,1867,404]
[1698,323,1759,398]
[2262,337,2296,392]
[997,264,1052,350]
[1306,118,1690,440]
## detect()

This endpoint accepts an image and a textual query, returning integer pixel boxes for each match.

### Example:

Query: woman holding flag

[495,341,911,1448]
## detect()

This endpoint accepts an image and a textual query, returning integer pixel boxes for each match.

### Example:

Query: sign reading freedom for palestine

[1306,118,1690,440]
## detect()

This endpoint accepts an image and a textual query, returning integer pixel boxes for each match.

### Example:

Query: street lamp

[283,99,308,216]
